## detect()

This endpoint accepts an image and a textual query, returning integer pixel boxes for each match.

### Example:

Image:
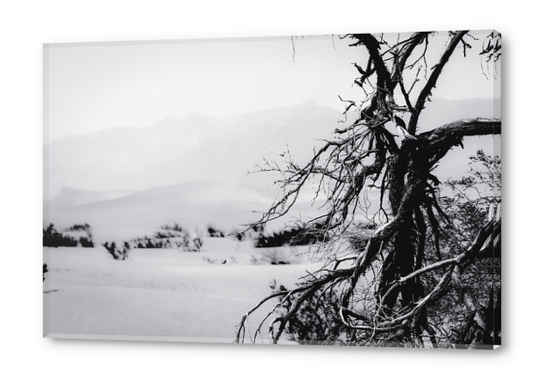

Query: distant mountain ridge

[44,97,500,199]
[48,187,138,208]
[45,180,320,242]
[44,100,341,199]
[44,98,500,240]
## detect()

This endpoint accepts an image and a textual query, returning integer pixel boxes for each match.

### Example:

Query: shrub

[64,223,93,239]
[43,223,95,247]
[43,223,78,247]
[251,248,295,265]
[160,223,184,232]
[102,241,130,260]
[79,237,94,248]
[254,223,329,248]
[229,228,246,241]
[129,224,203,252]
[207,225,225,238]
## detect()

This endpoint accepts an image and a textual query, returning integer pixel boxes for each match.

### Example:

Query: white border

[2,0,539,378]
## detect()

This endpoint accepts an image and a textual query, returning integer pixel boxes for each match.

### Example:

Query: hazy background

[45,32,499,142]
[43,32,500,242]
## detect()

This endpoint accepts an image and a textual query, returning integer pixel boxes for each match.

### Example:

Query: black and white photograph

[43,31,501,348]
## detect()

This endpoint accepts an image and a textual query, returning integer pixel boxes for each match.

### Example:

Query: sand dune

[43,244,321,343]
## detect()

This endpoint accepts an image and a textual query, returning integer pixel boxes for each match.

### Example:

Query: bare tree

[235,31,501,348]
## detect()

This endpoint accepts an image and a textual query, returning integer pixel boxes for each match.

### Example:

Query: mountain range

[44,100,340,198]
[44,99,500,241]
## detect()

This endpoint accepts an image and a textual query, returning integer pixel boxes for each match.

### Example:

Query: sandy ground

[43,238,322,344]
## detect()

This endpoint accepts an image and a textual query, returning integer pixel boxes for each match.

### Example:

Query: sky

[44,31,500,142]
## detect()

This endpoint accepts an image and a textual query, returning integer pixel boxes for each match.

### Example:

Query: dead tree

[235,31,501,348]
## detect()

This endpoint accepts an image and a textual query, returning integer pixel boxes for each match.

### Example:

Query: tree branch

[420,118,501,166]
[407,31,469,134]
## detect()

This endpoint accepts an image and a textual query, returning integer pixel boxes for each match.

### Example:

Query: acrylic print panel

[43,31,501,348]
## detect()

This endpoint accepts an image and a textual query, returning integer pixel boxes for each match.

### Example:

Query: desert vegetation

[207,225,225,238]
[43,223,94,248]
[102,241,130,260]
[99,223,205,261]
[236,31,501,348]
[254,223,329,248]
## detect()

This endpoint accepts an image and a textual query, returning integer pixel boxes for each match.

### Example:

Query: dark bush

[255,223,329,248]
[160,223,184,232]
[64,223,93,239]
[102,241,130,260]
[250,248,295,265]
[43,223,78,247]
[207,225,225,238]
[79,237,94,248]
[229,228,246,241]
[129,224,203,252]
[43,223,95,247]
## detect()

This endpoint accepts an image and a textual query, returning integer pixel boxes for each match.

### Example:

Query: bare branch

[407,31,469,134]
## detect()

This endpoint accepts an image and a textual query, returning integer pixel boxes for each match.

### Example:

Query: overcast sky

[44,31,500,142]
